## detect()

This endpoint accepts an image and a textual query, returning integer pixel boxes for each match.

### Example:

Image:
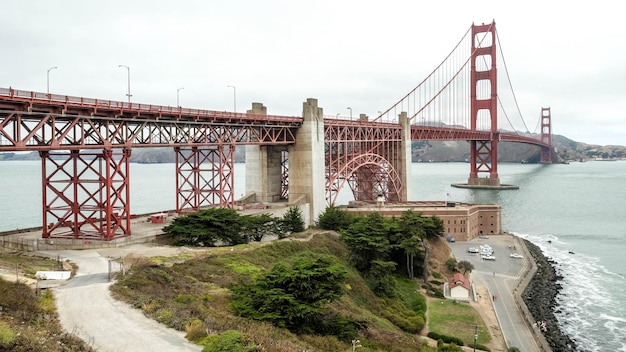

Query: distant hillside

[412,134,625,163]
[1,135,624,163]
[0,148,246,163]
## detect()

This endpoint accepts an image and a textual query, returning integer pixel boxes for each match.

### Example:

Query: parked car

[468,247,479,253]
[480,245,494,255]
[481,254,496,261]
[510,253,523,259]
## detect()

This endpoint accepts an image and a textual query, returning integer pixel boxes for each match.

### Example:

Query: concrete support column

[245,103,284,202]
[399,112,412,201]
[289,98,326,225]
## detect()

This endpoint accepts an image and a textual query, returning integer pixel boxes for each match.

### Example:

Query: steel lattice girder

[280,150,289,200]
[470,140,495,176]
[175,146,235,212]
[0,104,550,152]
[0,110,299,151]
[42,148,131,240]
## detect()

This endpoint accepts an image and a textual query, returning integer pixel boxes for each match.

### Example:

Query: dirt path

[50,246,203,352]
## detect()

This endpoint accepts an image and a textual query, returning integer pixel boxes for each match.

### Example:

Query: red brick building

[344,201,501,242]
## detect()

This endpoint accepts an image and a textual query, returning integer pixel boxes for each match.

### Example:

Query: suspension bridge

[0,21,552,241]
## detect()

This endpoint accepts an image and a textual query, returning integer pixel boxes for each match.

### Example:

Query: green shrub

[411,292,427,314]
[230,253,349,336]
[202,330,246,352]
[445,258,457,271]
[470,342,491,351]
[381,301,425,333]
[316,206,353,231]
[432,287,445,298]
[0,322,16,348]
[174,294,196,305]
[280,206,305,236]
[39,289,56,314]
[426,331,464,346]
[156,308,174,326]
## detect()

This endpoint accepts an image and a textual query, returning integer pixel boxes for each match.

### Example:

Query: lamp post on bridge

[227,85,236,112]
[177,87,184,107]
[118,64,132,103]
[347,107,352,119]
[46,66,58,96]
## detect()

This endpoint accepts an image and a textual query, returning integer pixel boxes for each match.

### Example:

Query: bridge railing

[0,87,302,124]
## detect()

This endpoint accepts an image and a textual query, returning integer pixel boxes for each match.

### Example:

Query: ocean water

[1,159,625,351]
[410,161,626,352]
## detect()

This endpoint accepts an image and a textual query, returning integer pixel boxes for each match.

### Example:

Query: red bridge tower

[468,22,500,187]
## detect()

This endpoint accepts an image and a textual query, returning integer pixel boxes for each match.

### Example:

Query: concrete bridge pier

[288,98,326,225]
[245,103,286,203]
[397,112,412,201]
[244,99,325,226]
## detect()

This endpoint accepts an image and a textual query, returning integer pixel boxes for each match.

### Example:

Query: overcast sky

[2,0,624,146]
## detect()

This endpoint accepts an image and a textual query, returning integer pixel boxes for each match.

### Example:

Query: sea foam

[516,232,626,352]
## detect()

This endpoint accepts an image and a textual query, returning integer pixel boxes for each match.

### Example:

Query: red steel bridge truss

[0,87,300,239]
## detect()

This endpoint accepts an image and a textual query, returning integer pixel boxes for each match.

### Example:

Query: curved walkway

[48,247,202,352]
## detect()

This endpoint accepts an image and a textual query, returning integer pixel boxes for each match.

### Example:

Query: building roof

[448,272,470,290]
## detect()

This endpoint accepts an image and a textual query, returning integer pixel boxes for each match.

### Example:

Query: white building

[447,272,471,300]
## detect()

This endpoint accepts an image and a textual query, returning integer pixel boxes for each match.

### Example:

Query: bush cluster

[427,331,464,346]
[164,206,305,246]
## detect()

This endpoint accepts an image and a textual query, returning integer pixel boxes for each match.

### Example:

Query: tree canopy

[163,206,306,247]
[229,252,360,337]
[317,207,444,297]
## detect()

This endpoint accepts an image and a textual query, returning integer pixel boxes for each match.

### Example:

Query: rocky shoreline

[522,239,578,351]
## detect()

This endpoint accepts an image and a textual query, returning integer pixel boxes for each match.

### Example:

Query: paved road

[49,248,202,352]
[449,235,541,352]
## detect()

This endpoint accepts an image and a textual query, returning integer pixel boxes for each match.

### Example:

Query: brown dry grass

[0,250,95,351]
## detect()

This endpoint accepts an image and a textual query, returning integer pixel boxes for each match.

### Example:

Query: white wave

[514,232,626,352]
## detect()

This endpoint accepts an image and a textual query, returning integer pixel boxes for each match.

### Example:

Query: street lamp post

[118,65,132,102]
[177,87,184,107]
[347,107,352,119]
[473,325,478,352]
[227,85,236,112]
[47,66,58,96]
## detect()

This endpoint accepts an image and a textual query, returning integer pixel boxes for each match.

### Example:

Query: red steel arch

[326,152,403,205]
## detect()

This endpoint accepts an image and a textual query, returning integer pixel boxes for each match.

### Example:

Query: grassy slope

[0,231,493,351]
[112,232,429,351]
[427,298,490,345]
[110,231,492,351]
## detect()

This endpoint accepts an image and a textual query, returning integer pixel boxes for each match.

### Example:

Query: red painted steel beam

[175,146,235,213]
[41,149,131,240]
[0,110,300,151]
[0,87,301,125]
